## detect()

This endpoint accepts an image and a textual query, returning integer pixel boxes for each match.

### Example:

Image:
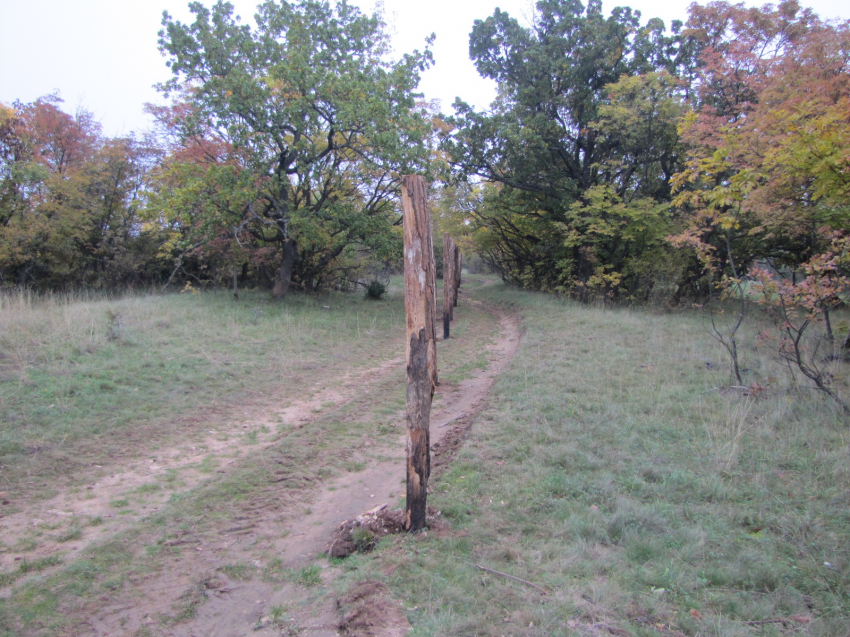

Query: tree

[155,0,434,297]
[665,1,850,391]
[0,96,164,289]
[443,0,692,298]
[669,0,850,281]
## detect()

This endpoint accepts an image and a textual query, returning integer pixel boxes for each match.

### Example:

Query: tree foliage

[670,0,850,280]
[443,0,692,299]
[0,95,165,289]
[154,0,434,297]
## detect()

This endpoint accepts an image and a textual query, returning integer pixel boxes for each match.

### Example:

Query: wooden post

[443,232,453,339]
[448,238,455,320]
[426,206,438,389]
[401,175,436,532]
[452,243,460,308]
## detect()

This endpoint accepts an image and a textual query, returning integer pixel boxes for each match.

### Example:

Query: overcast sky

[1,0,847,137]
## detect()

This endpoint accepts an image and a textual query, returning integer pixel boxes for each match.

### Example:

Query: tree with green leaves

[443,0,692,298]
[155,0,434,297]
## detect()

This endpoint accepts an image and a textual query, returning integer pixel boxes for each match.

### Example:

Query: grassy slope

[2,282,849,636]
[0,282,503,636]
[338,285,850,636]
[0,288,404,500]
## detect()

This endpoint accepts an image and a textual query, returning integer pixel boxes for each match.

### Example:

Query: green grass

[332,285,850,636]
[217,562,256,581]
[0,288,405,500]
[3,279,849,636]
[0,556,63,588]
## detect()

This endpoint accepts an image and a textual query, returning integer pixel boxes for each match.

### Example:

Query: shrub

[364,279,387,300]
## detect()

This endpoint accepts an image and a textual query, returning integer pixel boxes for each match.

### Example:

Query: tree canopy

[442,0,849,304]
[1,0,847,307]
[0,95,164,289]
[154,0,434,296]
[442,0,693,298]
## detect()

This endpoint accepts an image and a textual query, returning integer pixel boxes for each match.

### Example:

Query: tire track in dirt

[4,294,520,637]
[137,303,522,637]
[0,354,405,578]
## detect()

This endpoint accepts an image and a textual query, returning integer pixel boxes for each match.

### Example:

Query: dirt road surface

[1,294,520,637]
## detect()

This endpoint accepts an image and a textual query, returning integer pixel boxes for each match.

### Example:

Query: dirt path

[149,305,521,637]
[2,294,521,637]
[0,355,406,575]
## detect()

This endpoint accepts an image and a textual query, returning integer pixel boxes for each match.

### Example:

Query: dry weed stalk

[701,396,756,472]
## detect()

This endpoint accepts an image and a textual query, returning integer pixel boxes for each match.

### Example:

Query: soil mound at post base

[327,505,406,558]
[337,580,411,637]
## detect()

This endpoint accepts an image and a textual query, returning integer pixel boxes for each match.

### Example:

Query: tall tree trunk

[271,239,296,300]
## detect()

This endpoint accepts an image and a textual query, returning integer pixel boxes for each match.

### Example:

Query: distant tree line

[1,0,847,306]
[442,0,850,305]
[0,0,433,295]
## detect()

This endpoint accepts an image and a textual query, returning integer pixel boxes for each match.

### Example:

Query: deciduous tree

[443,0,692,298]
[155,0,434,297]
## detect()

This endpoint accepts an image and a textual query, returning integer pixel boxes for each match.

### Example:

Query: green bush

[364,279,387,300]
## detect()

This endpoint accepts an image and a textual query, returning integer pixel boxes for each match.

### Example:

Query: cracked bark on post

[401,175,436,532]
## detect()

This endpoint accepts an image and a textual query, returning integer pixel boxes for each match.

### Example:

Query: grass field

[334,286,850,636]
[0,287,405,501]
[1,281,849,636]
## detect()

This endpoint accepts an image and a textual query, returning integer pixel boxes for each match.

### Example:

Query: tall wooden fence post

[443,232,453,339]
[453,244,461,308]
[401,175,436,532]
[426,210,438,389]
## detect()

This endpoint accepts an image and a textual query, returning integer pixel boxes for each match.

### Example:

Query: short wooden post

[401,175,436,532]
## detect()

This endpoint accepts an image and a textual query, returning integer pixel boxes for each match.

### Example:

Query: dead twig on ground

[439,413,466,428]
[475,564,549,595]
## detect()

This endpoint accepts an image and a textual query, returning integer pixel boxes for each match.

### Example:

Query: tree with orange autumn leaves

[670,0,850,281]
[664,0,850,402]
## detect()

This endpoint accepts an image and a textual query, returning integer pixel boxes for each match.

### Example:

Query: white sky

[1,0,847,137]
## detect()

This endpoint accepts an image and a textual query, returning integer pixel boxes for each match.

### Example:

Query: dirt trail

[3,294,521,637]
[0,356,404,575]
[149,304,522,637]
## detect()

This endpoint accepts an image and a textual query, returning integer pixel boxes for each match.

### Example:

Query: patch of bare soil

[337,580,411,637]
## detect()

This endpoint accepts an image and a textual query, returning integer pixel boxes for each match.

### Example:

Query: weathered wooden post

[443,233,453,339]
[426,207,438,389]
[449,238,457,320]
[401,175,436,532]
[452,243,461,308]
